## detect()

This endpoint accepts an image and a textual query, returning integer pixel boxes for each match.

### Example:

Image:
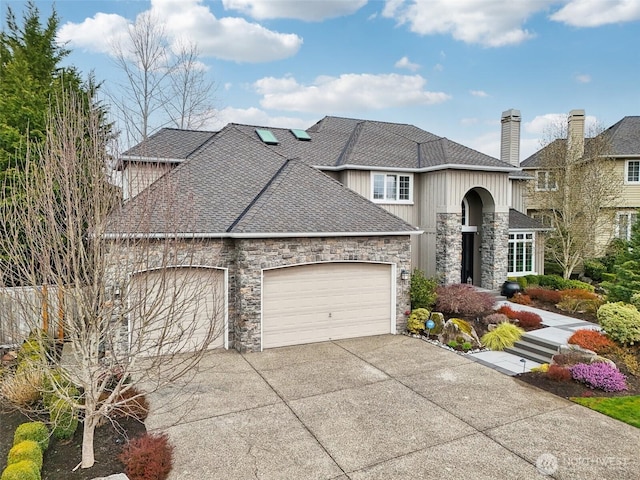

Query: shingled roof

[120,128,217,162]
[521,116,640,168]
[107,125,419,237]
[139,116,516,172]
[508,209,550,231]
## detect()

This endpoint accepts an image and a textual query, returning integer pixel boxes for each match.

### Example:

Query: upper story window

[625,160,640,183]
[371,172,413,203]
[535,170,557,191]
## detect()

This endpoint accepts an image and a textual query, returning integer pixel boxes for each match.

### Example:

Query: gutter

[316,163,520,174]
[101,230,424,240]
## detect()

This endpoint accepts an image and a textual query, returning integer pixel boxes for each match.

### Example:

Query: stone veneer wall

[106,235,411,354]
[233,236,411,352]
[435,213,462,285]
[480,212,509,290]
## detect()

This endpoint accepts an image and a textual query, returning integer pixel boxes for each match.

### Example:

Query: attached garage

[129,267,227,356]
[262,262,394,349]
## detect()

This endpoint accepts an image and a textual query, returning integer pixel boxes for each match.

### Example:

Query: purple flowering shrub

[570,362,628,392]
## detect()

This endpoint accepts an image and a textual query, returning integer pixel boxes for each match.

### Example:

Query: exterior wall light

[400,269,409,281]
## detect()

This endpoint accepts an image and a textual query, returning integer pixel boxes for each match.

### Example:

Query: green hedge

[7,441,42,471]
[13,422,49,453]
[0,461,41,480]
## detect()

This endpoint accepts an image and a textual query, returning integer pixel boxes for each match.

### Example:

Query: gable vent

[290,129,311,141]
[256,129,279,145]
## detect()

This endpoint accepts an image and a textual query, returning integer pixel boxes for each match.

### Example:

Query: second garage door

[262,262,393,349]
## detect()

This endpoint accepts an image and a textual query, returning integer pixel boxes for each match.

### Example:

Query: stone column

[436,213,462,285]
[480,212,509,290]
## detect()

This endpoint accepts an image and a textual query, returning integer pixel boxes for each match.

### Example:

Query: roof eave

[317,163,520,174]
[102,230,423,240]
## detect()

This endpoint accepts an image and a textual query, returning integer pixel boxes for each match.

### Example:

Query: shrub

[406,308,429,334]
[630,292,640,310]
[8,441,43,471]
[537,274,565,290]
[510,293,532,305]
[435,284,495,317]
[0,369,43,407]
[49,398,78,440]
[119,433,174,480]
[0,460,40,480]
[525,287,562,304]
[583,259,607,281]
[42,368,80,409]
[507,276,527,289]
[597,302,640,345]
[567,329,614,354]
[524,274,540,286]
[13,422,49,453]
[570,362,628,392]
[559,289,599,300]
[513,311,542,330]
[557,297,603,315]
[114,387,150,421]
[546,364,572,382]
[482,313,509,326]
[480,323,524,351]
[601,272,616,283]
[461,342,472,351]
[449,318,474,336]
[530,363,549,373]
[409,269,438,310]
[562,279,595,292]
[495,305,518,320]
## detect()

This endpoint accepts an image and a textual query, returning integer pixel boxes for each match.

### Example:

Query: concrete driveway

[145,335,639,479]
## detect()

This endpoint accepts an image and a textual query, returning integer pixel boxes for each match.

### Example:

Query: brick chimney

[500,109,521,167]
[567,109,585,160]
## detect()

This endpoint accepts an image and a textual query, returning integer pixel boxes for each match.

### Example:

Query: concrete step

[511,339,558,358]
[503,346,553,364]
[520,333,562,351]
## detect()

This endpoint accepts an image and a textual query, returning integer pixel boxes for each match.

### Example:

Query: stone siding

[480,212,509,289]
[107,236,411,353]
[436,213,462,285]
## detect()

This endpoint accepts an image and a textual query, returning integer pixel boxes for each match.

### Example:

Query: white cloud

[395,56,420,71]
[253,73,451,112]
[525,112,598,137]
[470,90,489,97]
[575,73,591,83]
[58,0,302,63]
[551,0,640,27]
[382,0,556,47]
[222,0,367,21]
[202,106,312,130]
[433,63,444,72]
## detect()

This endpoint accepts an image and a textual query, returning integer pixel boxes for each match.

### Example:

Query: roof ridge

[336,121,364,166]
[226,158,290,233]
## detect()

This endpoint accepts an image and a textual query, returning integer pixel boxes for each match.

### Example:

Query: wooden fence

[0,285,65,346]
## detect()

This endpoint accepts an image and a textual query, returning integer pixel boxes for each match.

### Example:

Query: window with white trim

[616,211,638,240]
[625,160,640,183]
[536,170,557,191]
[508,232,535,275]
[371,172,412,203]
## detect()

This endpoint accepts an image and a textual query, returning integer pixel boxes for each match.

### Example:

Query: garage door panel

[131,268,225,356]
[263,263,393,349]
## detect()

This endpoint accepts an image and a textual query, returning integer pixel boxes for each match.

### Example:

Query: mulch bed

[0,399,145,480]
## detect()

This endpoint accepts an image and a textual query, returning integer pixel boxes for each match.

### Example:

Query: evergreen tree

[603,218,640,302]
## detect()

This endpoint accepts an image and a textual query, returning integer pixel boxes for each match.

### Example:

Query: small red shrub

[559,289,599,300]
[119,433,173,480]
[567,329,614,354]
[115,387,150,421]
[510,293,532,305]
[514,311,542,329]
[546,364,572,382]
[435,284,495,316]
[496,305,518,320]
[525,287,562,304]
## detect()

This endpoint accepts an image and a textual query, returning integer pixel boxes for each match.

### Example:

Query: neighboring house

[113,114,545,352]
[521,111,640,257]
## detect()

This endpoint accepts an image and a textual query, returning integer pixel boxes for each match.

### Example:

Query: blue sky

[4,0,640,160]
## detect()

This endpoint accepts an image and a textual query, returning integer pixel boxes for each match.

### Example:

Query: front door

[461,233,474,284]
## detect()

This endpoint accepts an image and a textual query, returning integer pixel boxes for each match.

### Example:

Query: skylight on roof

[290,129,311,141]
[256,129,279,145]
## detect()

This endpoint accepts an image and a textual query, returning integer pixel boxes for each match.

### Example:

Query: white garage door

[262,262,393,349]
[130,267,226,356]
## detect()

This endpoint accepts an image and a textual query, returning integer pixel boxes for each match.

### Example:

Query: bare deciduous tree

[0,92,223,469]
[529,120,622,278]
[110,12,215,146]
[162,40,216,130]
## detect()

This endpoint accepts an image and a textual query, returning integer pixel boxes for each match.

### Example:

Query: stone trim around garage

[107,235,412,354]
